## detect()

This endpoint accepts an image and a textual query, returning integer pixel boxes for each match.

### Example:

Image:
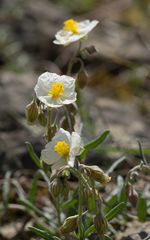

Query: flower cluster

[29,18,99,171]
[25,17,112,239]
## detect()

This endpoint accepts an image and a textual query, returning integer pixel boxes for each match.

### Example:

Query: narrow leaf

[84,225,95,238]
[104,195,118,214]
[29,226,53,240]
[80,130,109,158]
[105,202,126,221]
[84,130,110,150]
[61,199,78,210]
[26,141,41,168]
[34,223,55,236]
[136,196,147,222]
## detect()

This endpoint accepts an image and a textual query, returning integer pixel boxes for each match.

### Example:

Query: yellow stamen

[63,19,79,34]
[48,82,64,99]
[54,141,70,157]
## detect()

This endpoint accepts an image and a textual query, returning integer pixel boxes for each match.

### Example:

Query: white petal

[52,128,71,144]
[51,158,67,170]
[40,142,61,165]
[68,155,75,167]
[38,95,64,108]
[34,72,60,101]
[78,20,99,35]
[70,132,83,156]
[62,92,77,104]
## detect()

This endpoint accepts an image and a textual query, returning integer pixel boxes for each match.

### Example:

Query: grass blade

[2,171,12,208]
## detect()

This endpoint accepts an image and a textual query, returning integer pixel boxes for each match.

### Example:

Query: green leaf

[136,196,147,222]
[29,226,59,240]
[85,226,112,239]
[26,141,41,168]
[104,195,118,214]
[80,130,110,159]
[61,198,78,210]
[84,225,95,238]
[34,223,55,236]
[105,202,126,221]
[84,130,110,150]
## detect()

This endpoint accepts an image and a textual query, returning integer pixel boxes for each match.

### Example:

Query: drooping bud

[62,180,69,199]
[38,110,47,127]
[94,213,108,236]
[80,45,97,59]
[80,164,111,186]
[59,215,78,234]
[50,179,60,197]
[76,69,88,89]
[85,45,97,55]
[125,183,138,206]
[82,187,91,204]
[50,166,70,181]
[25,99,38,124]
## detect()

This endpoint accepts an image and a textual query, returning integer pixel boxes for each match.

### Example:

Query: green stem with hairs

[67,41,82,75]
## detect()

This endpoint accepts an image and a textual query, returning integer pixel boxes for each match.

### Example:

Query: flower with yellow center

[53,19,99,46]
[34,72,76,108]
[40,128,83,170]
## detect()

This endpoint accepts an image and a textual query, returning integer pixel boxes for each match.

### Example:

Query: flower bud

[82,187,91,204]
[25,99,38,124]
[76,69,88,89]
[62,180,69,199]
[85,45,97,55]
[125,183,138,206]
[38,110,47,127]
[59,215,78,234]
[80,164,111,186]
[94,213,108,236]
[80,46,97,59]
[50,179,60,197]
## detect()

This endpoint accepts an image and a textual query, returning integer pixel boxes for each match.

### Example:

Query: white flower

[41,128,83,170]
[34,72,77,108]
[53,19,99,46]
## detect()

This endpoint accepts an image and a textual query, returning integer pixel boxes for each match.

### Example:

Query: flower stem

[63,105,73,132]
[67,41,82,75]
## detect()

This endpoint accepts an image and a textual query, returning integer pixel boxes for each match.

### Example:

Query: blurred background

[0,0,150,172]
